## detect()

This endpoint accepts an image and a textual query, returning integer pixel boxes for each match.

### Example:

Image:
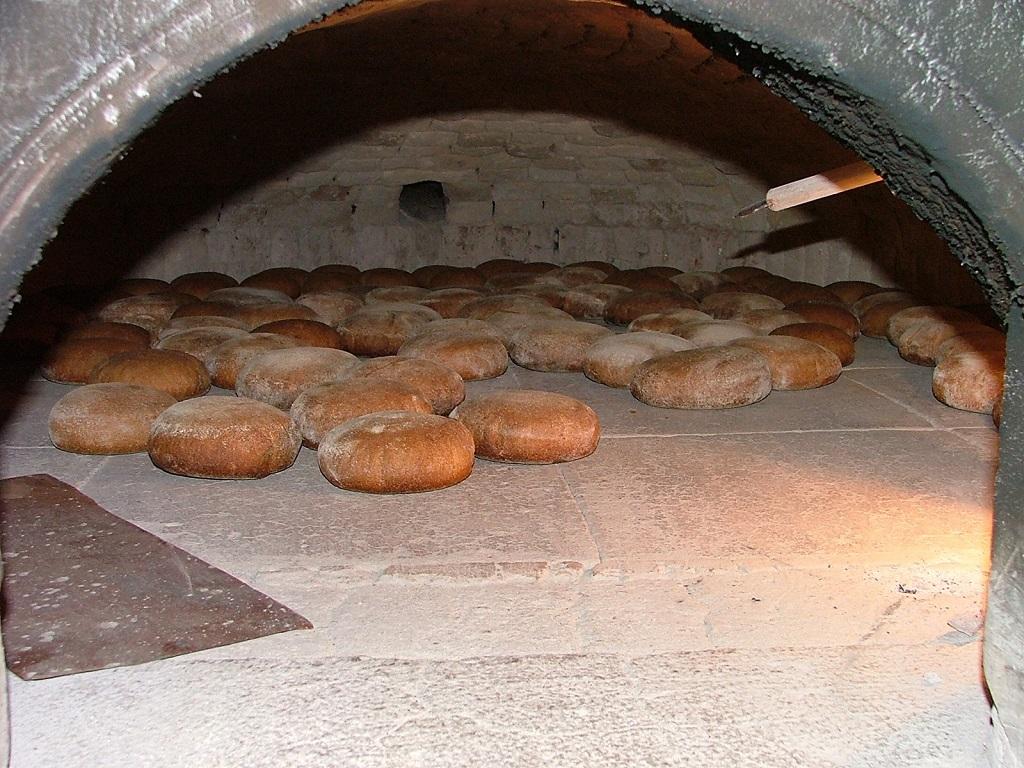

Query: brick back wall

[127,108,980,304]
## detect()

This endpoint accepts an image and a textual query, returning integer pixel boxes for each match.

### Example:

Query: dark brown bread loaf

[560,284,633,319]
[825,280,885,306]
[170,271,238,299]
[604,291,700,325]
[149,396,301,479]
[669,270,731,298]
[896,319,993,366]
[730,309,806,334]
[240,267,308,299]
[731,336,843,390]
[365,285,431,304]
[360,267,418,288]
[770,323,856,367]
[787,301,861,338]
[252,319,344,349]
[89,349,211,400]
[156,326,249,362]
[234,302,321,330]
[885,306,978,345]
[64,320,153,347]
[49,383,176,455]
[398,329,508,381]
[630,347,772,409]
[42,337,148,383]
[453,390,600,464]
[317,412,475,493]
[290,377,432,448]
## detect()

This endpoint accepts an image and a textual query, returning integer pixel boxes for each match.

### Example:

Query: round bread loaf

[476,258,528,278]
[351,356,465,415]
[484,272,542,292]
[301,270,361,294]
[398,330,508,380]
[602,270,680,294]
[252,318,343,349]
[235,302,320,330]
[296,291,363,326]
[170,271,238,299]
[163,315,250,333]
[425,266,486,290]
[639,265,682,278]
[236,347,362,410]
[672,319,760,347]
[549,266,608,288]
[859,298,920,337]
[171,300,240,321]
[604,291,700,325]
[770,323,855,366]
[731,336,842,390]
[933,350,1005,414]
[453,390,600,464]
[318,412,475,493]
[89,349,211,400]
[720,265,771,283]
[49,383,176,454]
[149,396,301,479]
[851,290,916,319]
[205,286,293,307]
[485,308,574,346]
[630,346,772,408]
[338,304,442,356]
[776,282,841,306]
[365,285,430,304]
[739,274,792,297]
[935,328,1006,362]
[560,284,633,319]
[42,337,148,383]
[64,320,152,346]
[459,294,553,320]
[156,326,249,362]
[627,309,712,333]
[417,318,503,339]
[730,309,805,334]
[583,331,694,387]
[885,306,978,345]
[361,267,417,288]
[507,320,614,372]
[510,283,566,308]
[95,292,192,333]
[787,301,861,338]
[669,270,730,298]
[564,260,618,276]
[416,288,484,318]
[700,291,785,319]
[240,268,307,299]
[205,333,300,389]
[826,280,885,306]
[412,264,449,287]
[291,377,432,448]
[897,319,992,366]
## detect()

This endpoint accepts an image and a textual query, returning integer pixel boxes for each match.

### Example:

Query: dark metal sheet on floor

[0,474,313,680]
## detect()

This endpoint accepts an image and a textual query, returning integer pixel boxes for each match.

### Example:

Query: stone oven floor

[1,337,997,767]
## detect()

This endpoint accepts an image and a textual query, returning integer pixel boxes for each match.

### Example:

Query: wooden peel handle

[766,161,882,211]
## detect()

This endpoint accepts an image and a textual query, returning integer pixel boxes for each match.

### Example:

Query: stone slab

[845,366,993,429]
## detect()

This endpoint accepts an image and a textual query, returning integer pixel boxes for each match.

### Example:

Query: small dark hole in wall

[399,180,447,222]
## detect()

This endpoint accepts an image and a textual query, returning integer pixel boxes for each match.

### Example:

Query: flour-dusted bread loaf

[630,346,772,409]
[933,349,1005,414]
[295,290,364,326]
[850,290,916,319]
[205,286,293,307]
[205,333,300,389]
[240,267,307,299]
[627,309,712,333]
[730,309,806,334]
[583,331,695,388]
[731,336,842,390]
[337,303,442,356]
[825,280,885,306]
[398,329,508,381]
[317,411,475,493]
[509,282,567,309]
[42,337,149,383]
[858,298,920,338]
[485,271,546,292]
[416,288,485,318]
[156,326,249,362]
[699,291,785,319]
[49,383,176,455]
[453,390,600,464]
[547,265,609,288]
[770,323,856,366]
[604,290,700,325]
[564,259,618,277]
[935,327,1007,363]
[350,356,465,415]
[88,349,211,400]
[365,285,430,304]
[787,301,861,338]
[885,305,978,345]
[458,294,554,320]
[170,271,238,299]
[252,318,344,349]
[162,315,250,333]
[149,396,301,479]
[170,300,242,322]
[560,283,633,319]
[485,308,575,347]
[63,320,153,346]
[95,292,193,334]
[896,319,993,366]
[235,302,320,330]
[507,320,614,372]
[669,270,731,298]
[292,378,433,448]
[671,319,761,348]
[236,347,362,410]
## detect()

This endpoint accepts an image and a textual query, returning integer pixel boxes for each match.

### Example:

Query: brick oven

[0,0,1020,765]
